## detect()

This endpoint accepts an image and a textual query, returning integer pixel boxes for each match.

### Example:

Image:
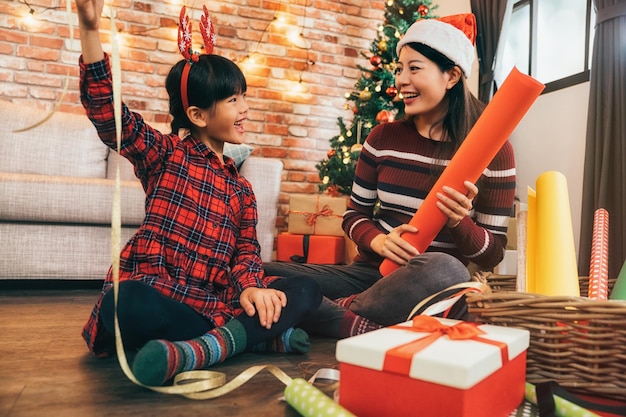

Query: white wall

[439,0,590,261]
[510,82,589,259]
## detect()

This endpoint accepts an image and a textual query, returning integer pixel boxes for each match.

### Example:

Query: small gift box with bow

[335,316,530,417]
[287,195,346,237]
[276,233,345,264]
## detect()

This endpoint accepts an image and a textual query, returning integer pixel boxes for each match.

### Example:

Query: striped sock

[333,294,358,308]
[339,310,384,338]
[131,319,247,386]
[248,327,310,353]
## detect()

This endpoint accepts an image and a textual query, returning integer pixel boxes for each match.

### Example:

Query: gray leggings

[263,252,470,327]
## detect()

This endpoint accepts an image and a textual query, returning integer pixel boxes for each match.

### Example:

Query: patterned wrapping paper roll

[284,378,355,417]
[589,208,609,300]
[379,67,544,277]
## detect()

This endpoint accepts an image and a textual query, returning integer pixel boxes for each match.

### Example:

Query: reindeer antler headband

[178,5,216,111]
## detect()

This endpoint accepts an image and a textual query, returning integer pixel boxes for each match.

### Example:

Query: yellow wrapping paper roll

[526,188,537,294]
[534,171,580,296]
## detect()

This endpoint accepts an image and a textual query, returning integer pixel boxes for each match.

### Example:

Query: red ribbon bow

[383,316,509,376]
[304,204,335,226]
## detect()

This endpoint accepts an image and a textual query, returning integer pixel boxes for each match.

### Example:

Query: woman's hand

[370,224,420,266]
[239,287,287,329]
[436,180,478,228]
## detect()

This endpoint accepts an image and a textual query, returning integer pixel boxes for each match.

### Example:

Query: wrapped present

[336,316,530,417]
[277,233,345,265]
[288,195,346,236]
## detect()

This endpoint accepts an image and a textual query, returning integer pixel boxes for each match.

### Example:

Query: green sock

[248,327,310,354]
[131,319,247,386]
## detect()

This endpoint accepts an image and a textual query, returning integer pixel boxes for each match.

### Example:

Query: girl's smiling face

[205,92,249,145]
[395,46,459,123]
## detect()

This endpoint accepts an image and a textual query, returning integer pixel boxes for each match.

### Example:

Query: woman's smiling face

[394,46,456,121]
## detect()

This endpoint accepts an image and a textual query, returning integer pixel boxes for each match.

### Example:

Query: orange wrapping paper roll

[589,208,609,300]
[380,67,545,277]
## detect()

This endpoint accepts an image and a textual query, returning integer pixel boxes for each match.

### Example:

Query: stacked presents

[277,194,348,265]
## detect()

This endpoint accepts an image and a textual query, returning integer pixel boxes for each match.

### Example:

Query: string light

[18,0,316,97]
[19,0,62,24]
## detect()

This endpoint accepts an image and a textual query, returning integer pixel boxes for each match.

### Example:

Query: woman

[265,13,516,337]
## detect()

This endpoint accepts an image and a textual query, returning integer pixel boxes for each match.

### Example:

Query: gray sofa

[0,100,282,280]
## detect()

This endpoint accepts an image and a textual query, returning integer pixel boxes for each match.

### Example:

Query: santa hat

[396,13,477,78]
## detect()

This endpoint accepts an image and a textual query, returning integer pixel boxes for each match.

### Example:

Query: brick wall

[0,0,384,236]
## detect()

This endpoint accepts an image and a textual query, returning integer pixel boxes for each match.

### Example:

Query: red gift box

[276,233,345,264]
[336,316,530,417]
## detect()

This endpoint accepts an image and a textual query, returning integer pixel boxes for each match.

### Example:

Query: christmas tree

[316,0,437,196]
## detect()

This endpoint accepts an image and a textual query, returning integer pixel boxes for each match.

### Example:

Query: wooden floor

[0,284,341,417]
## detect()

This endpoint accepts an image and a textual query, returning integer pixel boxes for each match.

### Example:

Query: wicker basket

[466,273,626,400]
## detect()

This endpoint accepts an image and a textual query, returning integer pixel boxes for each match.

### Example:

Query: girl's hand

[76,0,104,30]
[436,180,478,228]
[76,0,105,63]
[370,224,420,266]
[239,287,287,329]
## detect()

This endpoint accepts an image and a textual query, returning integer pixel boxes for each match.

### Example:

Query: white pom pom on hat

[396,13,477,78]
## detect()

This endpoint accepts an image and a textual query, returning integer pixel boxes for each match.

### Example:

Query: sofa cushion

[225,143,254,168]
[0,223,138,279]
[0,100,109,178]
[0,172,145,226]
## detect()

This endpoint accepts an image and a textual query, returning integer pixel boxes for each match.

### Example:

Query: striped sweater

[343,119,516,270]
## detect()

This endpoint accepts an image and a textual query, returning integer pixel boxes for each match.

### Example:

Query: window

[500,0,596,94]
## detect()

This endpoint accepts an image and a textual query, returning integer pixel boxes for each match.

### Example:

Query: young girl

[77,0,321,386]
[265,14,516,336]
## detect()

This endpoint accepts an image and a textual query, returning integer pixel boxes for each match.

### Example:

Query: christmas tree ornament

[350,144,363,153]
[327,149,336,158]
[378,40,388,52]
[385,86,398,98]
[376,109,395,124]
[418,5,429,16]
[350,121,364,153]
[359,89,372,101]
[370,55,382,67]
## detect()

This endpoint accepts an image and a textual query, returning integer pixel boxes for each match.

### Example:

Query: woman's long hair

[165,54,247,134]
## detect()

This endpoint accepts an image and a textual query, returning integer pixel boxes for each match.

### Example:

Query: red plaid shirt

[80,55,273,355]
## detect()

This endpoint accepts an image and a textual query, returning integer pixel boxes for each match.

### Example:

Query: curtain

[578,0,626,279]
[470,0,509,103]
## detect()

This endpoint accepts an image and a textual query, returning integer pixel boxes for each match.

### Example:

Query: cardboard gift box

[287,194,346,236]
[336,316,530,417]
[276,233,345,265]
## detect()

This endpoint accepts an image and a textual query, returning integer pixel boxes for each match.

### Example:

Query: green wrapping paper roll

[284,378,355,417]
[609,259,626,300]
[524,383,601,417]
